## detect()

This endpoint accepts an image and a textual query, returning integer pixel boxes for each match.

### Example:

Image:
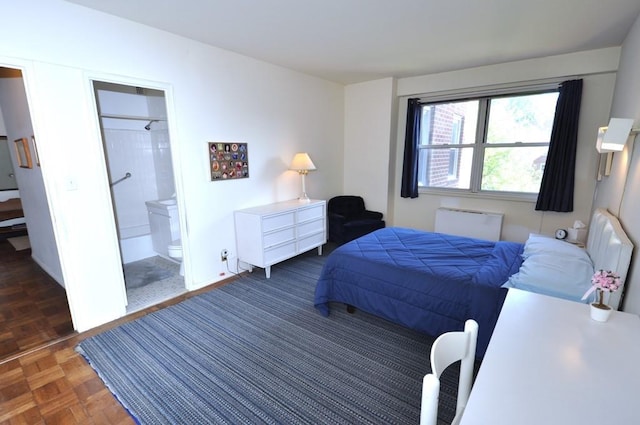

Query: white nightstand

[563,239,585,248]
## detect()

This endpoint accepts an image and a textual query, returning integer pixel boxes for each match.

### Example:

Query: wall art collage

[208,141,249,181]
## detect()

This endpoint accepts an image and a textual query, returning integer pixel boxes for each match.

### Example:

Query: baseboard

[31,253,66,288]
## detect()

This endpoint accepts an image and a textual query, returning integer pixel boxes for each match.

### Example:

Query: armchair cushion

[328,196,385,245]
[329,196,366,219]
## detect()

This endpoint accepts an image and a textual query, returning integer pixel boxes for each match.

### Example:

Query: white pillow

[503,234,594,303]
[522,233,587,260]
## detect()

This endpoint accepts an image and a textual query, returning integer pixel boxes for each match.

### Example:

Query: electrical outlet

[221,249,228,262]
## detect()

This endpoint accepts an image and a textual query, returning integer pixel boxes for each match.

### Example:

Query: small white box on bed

[435,208,503,241]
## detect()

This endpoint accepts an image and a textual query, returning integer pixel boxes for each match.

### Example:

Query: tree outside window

[417,91,558,195]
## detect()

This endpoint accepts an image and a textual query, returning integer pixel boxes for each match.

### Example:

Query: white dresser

[234,199,327,278]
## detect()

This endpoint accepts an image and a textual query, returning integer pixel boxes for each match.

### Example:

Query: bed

[314,208,633,357]
[0,197,25,230]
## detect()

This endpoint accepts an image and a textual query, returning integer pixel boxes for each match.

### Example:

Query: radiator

[434,208,504,241]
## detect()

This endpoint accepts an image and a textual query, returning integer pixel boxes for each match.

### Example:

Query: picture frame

[31,135,40,166]
[209,141,249,181]
[14,137,32,169]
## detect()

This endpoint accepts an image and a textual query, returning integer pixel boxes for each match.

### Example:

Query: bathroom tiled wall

[104,127,160,238]
[151,121,175,200]
[97,86,175,241]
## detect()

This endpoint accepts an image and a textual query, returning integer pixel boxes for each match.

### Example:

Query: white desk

[460,288,640,425]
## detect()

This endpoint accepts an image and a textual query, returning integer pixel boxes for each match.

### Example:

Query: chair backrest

[420,319,478,425]
[328,196,365,218]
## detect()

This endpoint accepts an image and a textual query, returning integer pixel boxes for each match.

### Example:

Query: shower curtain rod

[99,113,167,121]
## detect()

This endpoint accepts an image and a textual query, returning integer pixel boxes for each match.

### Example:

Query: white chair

[420,319,479,425]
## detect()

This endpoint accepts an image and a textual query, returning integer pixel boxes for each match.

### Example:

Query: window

[448,114,463,178]
[417,91,559,196]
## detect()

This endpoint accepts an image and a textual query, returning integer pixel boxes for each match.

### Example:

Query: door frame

[83,72,190,297]
[0,56,191,332]
[0,58,73,319]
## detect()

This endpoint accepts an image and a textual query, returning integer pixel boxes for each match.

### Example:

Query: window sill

[417,188,538,203]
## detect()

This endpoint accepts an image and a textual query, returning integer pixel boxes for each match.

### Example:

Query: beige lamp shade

[289,153,316,173]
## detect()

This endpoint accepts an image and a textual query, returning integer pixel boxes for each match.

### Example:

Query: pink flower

[581,270,621,303]
[591,270,621,293]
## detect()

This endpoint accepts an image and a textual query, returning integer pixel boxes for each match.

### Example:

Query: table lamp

[289,153,316,202]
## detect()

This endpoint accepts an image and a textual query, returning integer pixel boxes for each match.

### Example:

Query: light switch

[64,176,78,191]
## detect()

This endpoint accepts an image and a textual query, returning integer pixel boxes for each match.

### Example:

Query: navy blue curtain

[535,79,583,212]
[401,98,422,198]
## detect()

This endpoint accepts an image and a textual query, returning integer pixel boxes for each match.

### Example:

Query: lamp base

[298,192,311,202]
[298,173,311,202]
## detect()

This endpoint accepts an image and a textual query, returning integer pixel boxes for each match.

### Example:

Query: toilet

[168,239,184,276]
[146,198,184,276]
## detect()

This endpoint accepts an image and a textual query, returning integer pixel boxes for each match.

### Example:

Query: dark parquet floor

[0,240,234,424]
[0,238,74,362]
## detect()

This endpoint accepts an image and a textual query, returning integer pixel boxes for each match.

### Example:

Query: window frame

[415,88,559,201]
[447,114,463,179]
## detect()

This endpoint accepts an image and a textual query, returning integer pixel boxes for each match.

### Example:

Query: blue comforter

[314,227,524,357]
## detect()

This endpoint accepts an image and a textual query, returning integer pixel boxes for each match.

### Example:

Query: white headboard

[586,208,634,310]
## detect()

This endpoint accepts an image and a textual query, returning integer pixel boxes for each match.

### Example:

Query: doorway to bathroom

[92,81,186,314]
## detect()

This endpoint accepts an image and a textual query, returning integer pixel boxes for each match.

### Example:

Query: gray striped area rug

[77,250,461,424]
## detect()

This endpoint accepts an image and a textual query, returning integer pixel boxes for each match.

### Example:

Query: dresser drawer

[298,218,325,238]
[264,227,295,249]
[298,232,326,253]
[263,212,295,232]
[298,204,324,222]
[264,241,297,265]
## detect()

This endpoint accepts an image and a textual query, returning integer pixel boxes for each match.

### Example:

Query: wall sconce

[289,153,316,202]
[596,118,639,179]
[596,118,637,153]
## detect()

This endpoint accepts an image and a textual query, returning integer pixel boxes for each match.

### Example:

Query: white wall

[0,137,18,190]
[0,75,64,285]
[343,78,396,215]
[593,13,640,314]
[368,49,617,243]
[0,102,6,133]
[0,102,9,191]
[0,0,344,331]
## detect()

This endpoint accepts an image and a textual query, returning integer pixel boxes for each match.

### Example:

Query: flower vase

[590,289,612,322]
[590,302,612,322]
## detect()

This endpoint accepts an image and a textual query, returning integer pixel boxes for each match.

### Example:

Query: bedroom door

[0,65,72,361]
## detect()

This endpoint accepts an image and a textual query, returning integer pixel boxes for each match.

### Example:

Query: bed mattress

[314,227,524,357]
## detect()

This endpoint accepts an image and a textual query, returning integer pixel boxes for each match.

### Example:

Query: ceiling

[65,0,640,85]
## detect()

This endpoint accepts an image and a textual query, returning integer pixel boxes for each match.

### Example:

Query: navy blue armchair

[328,196,385,245]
